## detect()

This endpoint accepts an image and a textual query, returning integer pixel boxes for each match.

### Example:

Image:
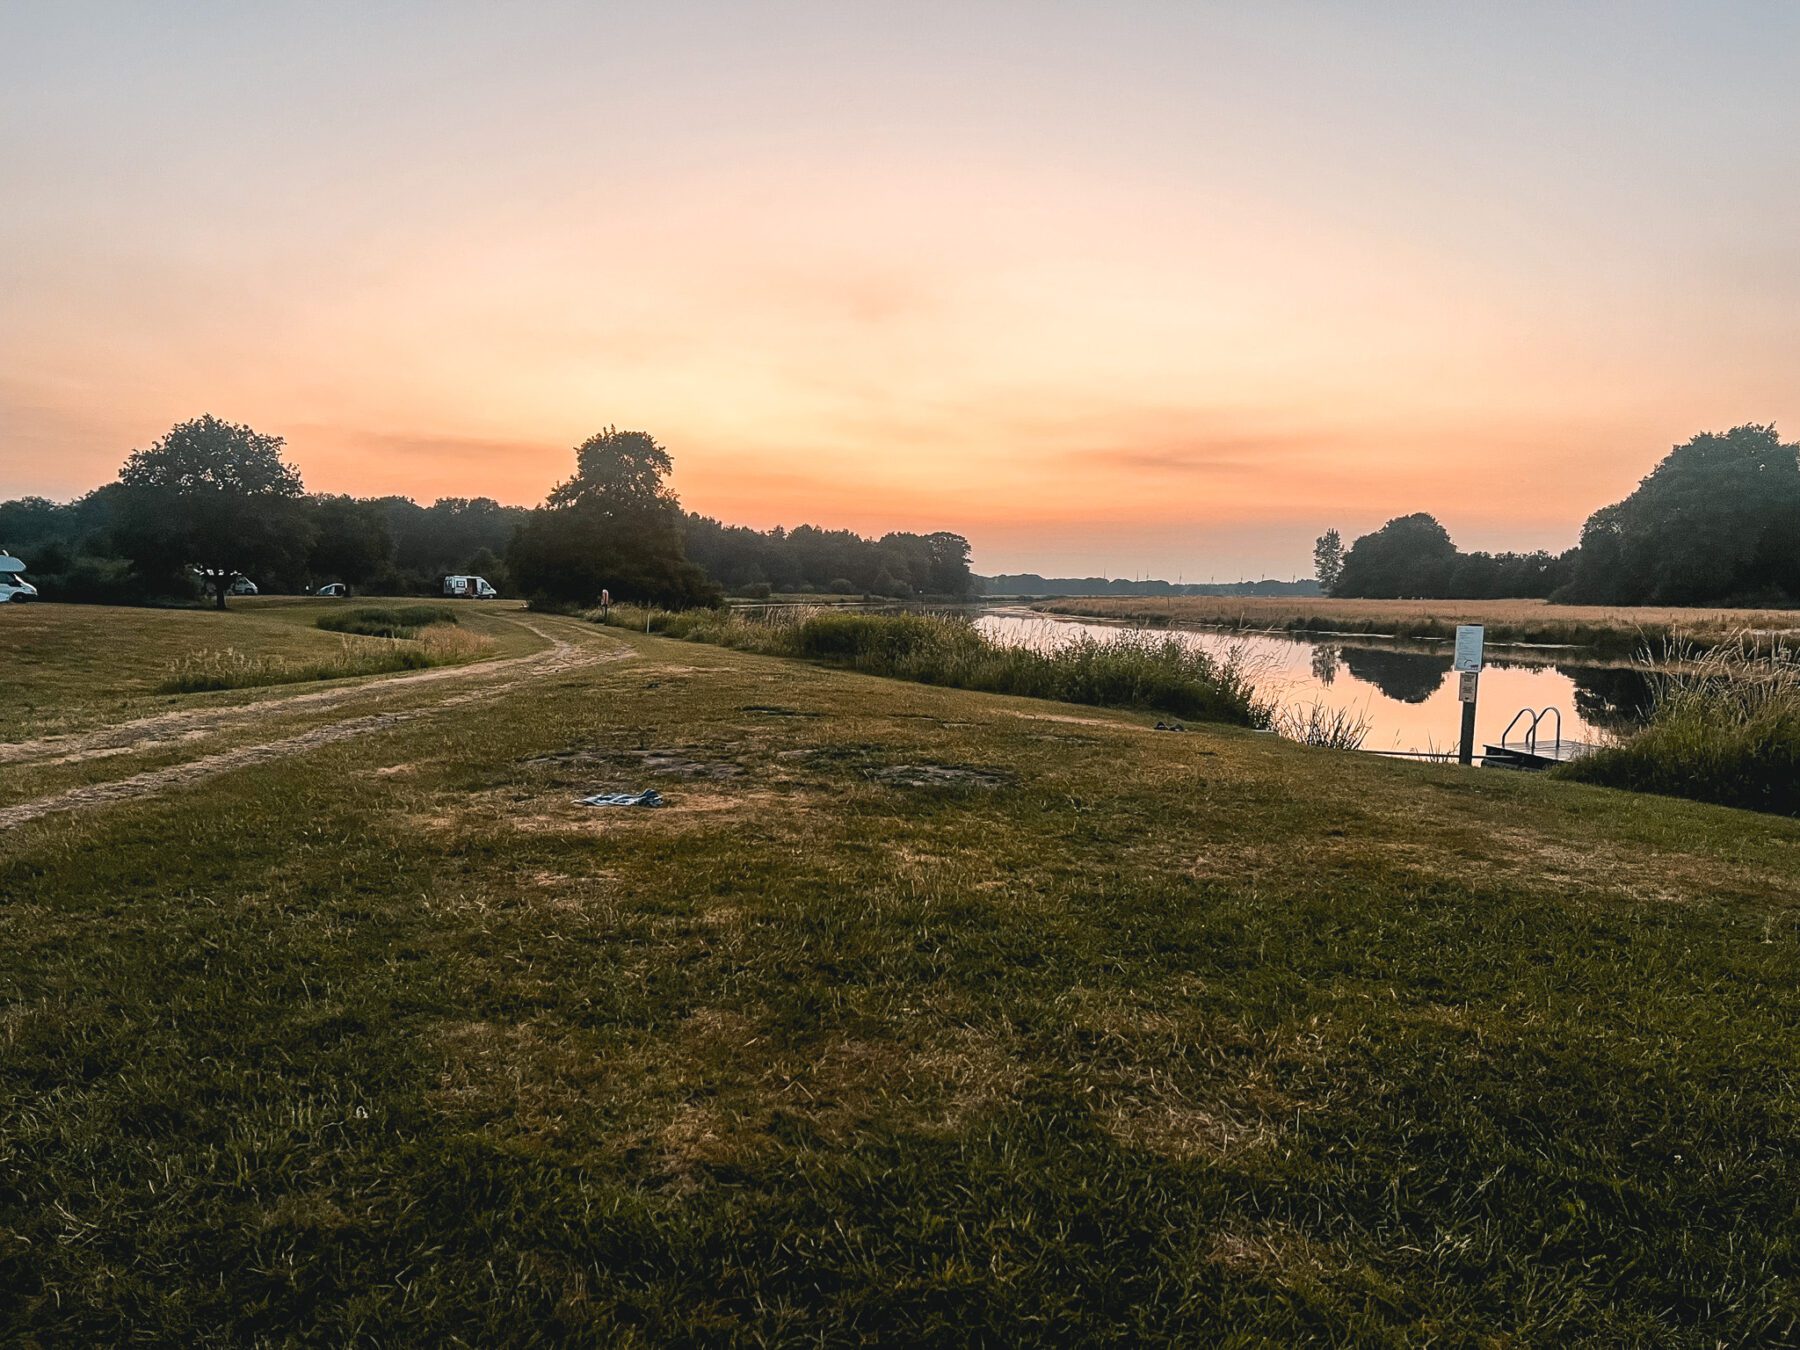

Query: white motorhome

[443,575,498,599]
[0,552,38,602]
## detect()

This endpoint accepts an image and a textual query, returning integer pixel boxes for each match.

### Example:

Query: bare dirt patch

[871,764,1013,790]
[527,743,749,781]
[1002,710,1121,729]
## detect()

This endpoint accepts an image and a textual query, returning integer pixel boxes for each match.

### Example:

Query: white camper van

[0,552,38,602]
[443,575,498,599]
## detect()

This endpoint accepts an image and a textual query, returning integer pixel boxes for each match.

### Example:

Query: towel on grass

[577,789,666,808]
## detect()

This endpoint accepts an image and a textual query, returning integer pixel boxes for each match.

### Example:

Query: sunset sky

[4,2,1798,577]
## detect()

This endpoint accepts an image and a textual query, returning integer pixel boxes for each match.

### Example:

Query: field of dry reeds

[1034,595,1800,652]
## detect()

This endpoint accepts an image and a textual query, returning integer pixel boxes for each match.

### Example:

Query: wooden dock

[1482,738,1597,770]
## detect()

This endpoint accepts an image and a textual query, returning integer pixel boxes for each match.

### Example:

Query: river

[973,609,1652,756]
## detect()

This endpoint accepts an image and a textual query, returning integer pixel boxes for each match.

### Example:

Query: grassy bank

[1558,643,1800,815]
[157,624,490,693]
[5,609,1800,1342]
[1035,595,1800,653]
[594,604,1270,726]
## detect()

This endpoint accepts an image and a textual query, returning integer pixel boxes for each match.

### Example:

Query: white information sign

[1453,624,1485,673]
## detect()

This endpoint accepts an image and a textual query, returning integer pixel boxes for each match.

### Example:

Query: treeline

[1318,425,1800,605]
[981,575,1322,598]
[682,518,976,599]
[0,481,528,605]
[1,416,976,608]
[1327,514,1576,600]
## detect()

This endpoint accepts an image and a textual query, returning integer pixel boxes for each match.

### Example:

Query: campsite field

[0,595,535,742]
[5,602,1800,1343]
[1033,595,1800,651]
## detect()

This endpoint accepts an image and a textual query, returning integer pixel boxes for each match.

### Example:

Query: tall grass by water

[1268,700,1374,750]
[1557,638,1800,814]
[157,624,489,693]
[594,605,1273,726]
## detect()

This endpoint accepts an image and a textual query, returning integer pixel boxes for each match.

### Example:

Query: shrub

[735,582,774,600]
[317,605,459,639]
[1556,639,1800,815]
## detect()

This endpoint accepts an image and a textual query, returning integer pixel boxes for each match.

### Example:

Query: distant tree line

[1326,513,1576,601]
[0,423,529,606]
[978,575,1322,598]
[0,416,975,608]
[683,518,976,599]
[1315,425,1800,605]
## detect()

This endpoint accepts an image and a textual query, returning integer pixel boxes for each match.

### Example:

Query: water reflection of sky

[975,613,1651,756]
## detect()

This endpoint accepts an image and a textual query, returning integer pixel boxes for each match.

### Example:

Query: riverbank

[7,607,1800,1342]
[591,603,1269,726]
[1033,595,1800,654]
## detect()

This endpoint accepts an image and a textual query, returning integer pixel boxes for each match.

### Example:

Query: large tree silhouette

[508,428,718,607]
[114,415,312,608]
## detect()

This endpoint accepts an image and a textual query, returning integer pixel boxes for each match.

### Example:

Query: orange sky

[4,4,1798,576]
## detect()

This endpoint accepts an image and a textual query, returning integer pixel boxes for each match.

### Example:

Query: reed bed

[593,604,1273,726]
[1557,637,1800,814]
[156,623,489,693]
[1035,596,1800,654]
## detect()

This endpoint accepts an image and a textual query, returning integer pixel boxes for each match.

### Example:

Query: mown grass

[7,611,1800,1342]
[1036,595,1800,654]
[593,604,1270,726]
[1558,641,1800,815]
[316,603,460,639]
[156,624,490,693]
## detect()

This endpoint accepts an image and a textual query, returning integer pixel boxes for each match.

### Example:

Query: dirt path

[2,614,602,770]
[6,617,634,824]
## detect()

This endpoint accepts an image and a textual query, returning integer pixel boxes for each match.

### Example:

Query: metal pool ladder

[1484,706,1593,769]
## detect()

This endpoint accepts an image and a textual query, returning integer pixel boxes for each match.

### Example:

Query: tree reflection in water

[1310,643,1339,687]
[1564,665,1656,735]
[1338,646,1451,703]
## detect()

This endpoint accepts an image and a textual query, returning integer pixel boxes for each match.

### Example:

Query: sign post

[1453,625,1484,764]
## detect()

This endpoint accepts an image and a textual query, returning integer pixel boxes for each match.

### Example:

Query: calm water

[973,610,1651,756]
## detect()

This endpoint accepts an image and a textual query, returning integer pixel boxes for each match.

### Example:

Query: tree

[307,495,392,590]
[115,415,313,607]
[1334,513,1458,598]
[508,428,719,608]
[548,427,677,510]
[1559,425,1800,604]
[1312,529,1345,593]
[924,531,977,597]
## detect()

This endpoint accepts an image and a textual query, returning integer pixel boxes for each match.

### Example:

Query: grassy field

[0,596,527,740]
[5,604,1800,1343]
[1034,595,1800,652]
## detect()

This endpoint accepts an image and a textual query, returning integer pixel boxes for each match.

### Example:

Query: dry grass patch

[1100,1095,1279,1162]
